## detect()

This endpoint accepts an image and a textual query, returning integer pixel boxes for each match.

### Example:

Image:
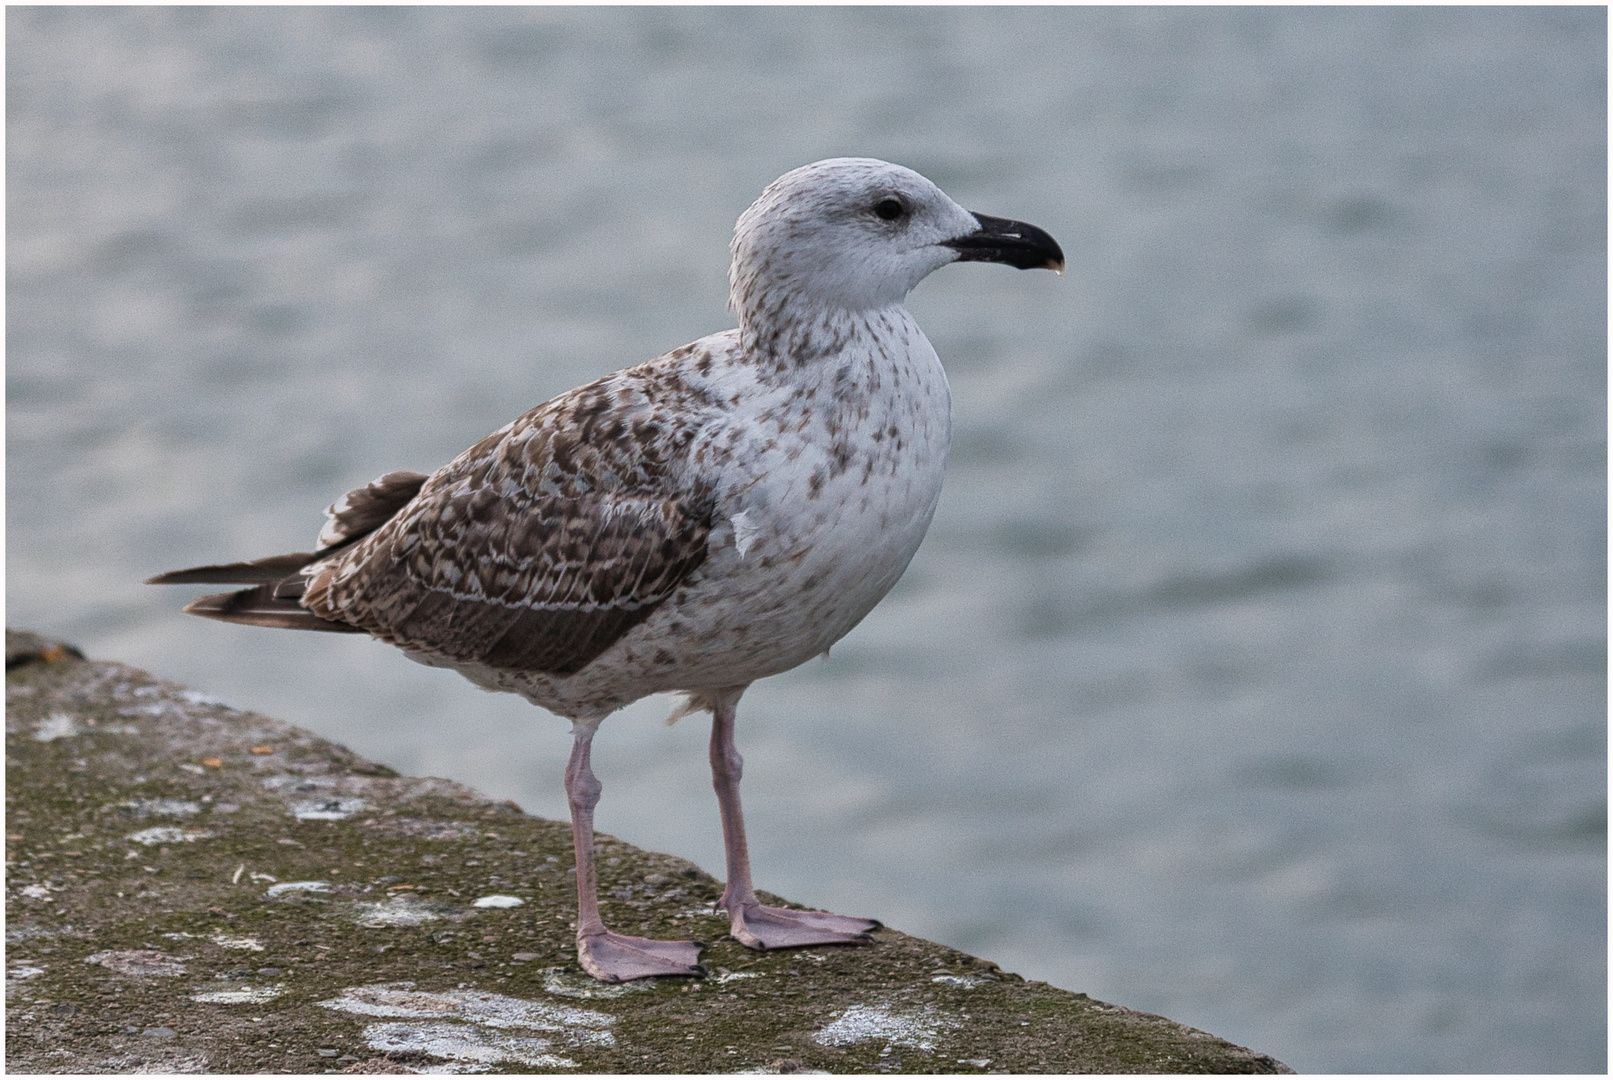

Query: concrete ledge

[5,629,1292,1074]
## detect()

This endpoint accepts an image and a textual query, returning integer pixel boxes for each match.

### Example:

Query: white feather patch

[664,692,713,726]
[730,510,760,558]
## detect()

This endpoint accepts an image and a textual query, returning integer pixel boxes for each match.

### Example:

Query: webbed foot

[577,930,706,982]
[727,901,880,951]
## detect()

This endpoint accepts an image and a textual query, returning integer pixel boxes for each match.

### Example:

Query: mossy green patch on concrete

[6,629,1291,1074]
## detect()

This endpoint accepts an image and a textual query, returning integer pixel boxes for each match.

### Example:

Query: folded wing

[152,369,717,677]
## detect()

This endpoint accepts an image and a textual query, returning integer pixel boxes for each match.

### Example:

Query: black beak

[944,212,1065,273]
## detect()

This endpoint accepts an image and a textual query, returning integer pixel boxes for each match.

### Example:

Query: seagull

[149,157,1063,982]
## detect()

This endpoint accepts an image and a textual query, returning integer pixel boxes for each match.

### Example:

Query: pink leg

[708,688,879,950]
[565,725,705,981]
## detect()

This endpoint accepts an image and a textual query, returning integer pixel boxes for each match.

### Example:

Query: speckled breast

[487,313,954,718]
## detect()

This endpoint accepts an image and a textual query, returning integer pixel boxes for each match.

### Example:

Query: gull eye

[873,197,905,222]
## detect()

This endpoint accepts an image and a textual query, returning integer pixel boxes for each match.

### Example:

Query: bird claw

[727,901,880,951]
[577,930,706,982]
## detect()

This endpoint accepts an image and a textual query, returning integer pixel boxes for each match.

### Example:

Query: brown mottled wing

[301,371,715,676]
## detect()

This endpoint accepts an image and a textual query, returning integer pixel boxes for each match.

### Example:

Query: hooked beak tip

[947,212,1065,274]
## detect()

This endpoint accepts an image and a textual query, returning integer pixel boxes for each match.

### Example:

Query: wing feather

[181,584,366,633]
[319,471,430,549]
[146,552,321,586]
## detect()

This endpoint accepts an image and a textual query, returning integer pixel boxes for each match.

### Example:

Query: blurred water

[7,7,1605,1072]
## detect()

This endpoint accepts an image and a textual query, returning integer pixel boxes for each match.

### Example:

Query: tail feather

[144,552,321,586]
[149,468,429,636]
[181,584,364,633]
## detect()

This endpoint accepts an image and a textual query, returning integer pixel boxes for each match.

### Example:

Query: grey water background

[7,7,1605,1072]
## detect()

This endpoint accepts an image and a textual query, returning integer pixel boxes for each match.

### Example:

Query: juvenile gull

[150,157,1063,983]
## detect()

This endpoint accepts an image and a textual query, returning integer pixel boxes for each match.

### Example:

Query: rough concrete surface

[5,629,1293,1074]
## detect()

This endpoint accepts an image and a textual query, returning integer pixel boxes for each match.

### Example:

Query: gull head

[730,157,1063,325]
